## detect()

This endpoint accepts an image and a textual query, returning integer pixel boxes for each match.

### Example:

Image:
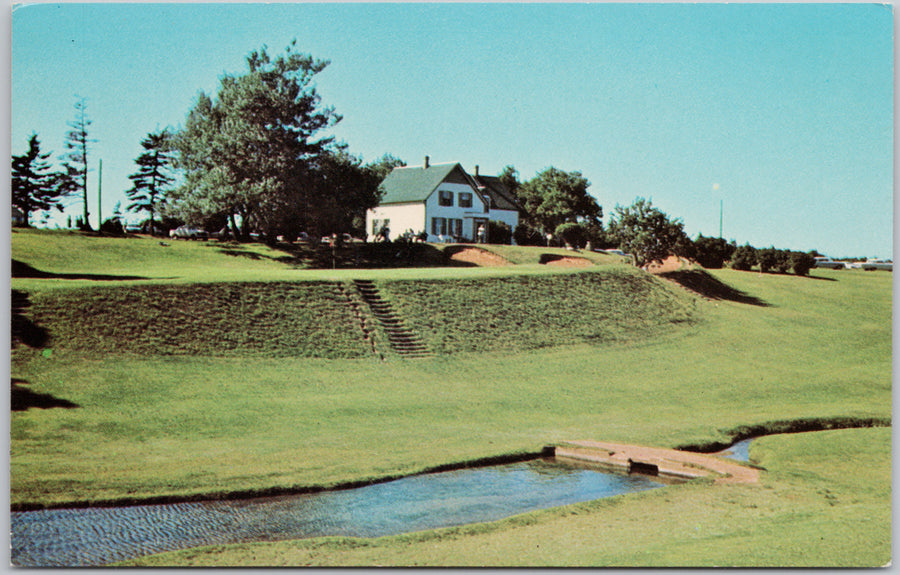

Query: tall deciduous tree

[517,167,601,235]
[11,134,69,226]
[125,130,175,233]
[171,42,341,240]
[61,97,94,230]
[367,154,406,181]
[608,197,691,267]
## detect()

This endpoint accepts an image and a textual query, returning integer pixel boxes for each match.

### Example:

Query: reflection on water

[12,457,665,567]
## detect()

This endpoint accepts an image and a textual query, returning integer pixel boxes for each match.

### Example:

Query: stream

[12,457,670,566]
[12,441,755,567]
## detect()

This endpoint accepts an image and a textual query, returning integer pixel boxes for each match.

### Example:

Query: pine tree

[61,97,95,230]
[11,133,68,226]
[125,130,175,233]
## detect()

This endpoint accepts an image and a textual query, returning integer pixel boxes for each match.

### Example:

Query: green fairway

[9,230,891,566]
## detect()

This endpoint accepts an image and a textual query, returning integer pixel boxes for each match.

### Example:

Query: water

[715,438,753,462]
[11,457,665,567]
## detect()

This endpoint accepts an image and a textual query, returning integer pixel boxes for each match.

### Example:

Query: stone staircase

[353,280,433,358]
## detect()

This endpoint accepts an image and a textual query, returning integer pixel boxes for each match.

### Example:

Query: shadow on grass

[213,240,469,269]
[538,253,589,265]
[11,378,79,411]
[660,269,769,307]
[12,260,151,281]
[11,290,48,348]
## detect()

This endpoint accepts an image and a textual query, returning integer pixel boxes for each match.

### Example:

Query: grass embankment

[124,427,891,568]
[10,265,890,511]
[9,231,891,565]
[14,282,370,359]
[380,268,696,354]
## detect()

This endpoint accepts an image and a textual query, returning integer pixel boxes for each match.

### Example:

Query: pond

[12,457,669,567]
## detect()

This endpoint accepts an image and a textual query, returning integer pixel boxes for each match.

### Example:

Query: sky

[9,2,895,258]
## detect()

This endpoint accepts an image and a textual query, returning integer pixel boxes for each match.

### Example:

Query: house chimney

[424,156,430,169]
[474,165,480,177]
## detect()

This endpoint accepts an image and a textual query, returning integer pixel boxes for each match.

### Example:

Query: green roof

[378,163,463,205]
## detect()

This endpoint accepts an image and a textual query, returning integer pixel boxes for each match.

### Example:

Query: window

[372,218,390,237]
[459,192,473,208]
[431,217,447,236]
[439,190,454,207]
[449,219,463,237]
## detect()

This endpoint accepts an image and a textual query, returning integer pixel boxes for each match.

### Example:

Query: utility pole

[97,158,103,229]
[719,199,723,239]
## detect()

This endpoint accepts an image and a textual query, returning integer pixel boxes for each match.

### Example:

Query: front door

[472,218,488,243]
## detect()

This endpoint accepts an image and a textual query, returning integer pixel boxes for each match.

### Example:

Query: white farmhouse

[366,157,522,243]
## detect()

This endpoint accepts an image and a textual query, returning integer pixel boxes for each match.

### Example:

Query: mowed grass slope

[381,268,696,353]
[17,281,371,359]
[9,231,891,565]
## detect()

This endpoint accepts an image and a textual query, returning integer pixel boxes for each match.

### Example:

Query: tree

[516,167,601,235]
[694,234,736,269]
[498,165,522,200]
[367,154,406,181]
[61,97,95,230]
[790,251,816,276]
[11,134,69,226]
[731,244,758,271]
[555,222,587,249]
[125,130,175,234]
[757,247,778,273]
[303,149,384,238]
[607,198,691,267]
[513,222,545,246]
[171,42,341,240]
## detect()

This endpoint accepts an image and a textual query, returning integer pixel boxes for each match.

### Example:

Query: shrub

[773,249,791,274]
[694,235,736,269]
[790,251,816,276]
[513,223,545,246]
[757,247,777,273]
[99,217,125,236]
[487,220,512,245]
[554,222,587,249]
[731,244,757,271]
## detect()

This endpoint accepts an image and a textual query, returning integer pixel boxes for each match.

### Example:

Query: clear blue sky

[10,2,894,258]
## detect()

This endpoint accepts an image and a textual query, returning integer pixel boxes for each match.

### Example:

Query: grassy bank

[9,231,891,565]
[123,427,891,567]
[11,268,890,508]
[14,281,371,359]
[13,266,695,361]
[381,268,696,353]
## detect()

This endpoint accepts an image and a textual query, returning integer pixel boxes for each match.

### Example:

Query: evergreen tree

[172,42,341,240]
[61,98,95,230]
[125,130,175,234]
[11,134,69,226]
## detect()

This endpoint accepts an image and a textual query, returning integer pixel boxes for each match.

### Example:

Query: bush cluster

[727,244,816,276]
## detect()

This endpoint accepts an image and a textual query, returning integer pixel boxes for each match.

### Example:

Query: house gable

[378,163,473,206]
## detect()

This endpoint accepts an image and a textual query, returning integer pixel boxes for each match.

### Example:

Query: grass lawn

[9,230,891,566]
[122,427,891,567]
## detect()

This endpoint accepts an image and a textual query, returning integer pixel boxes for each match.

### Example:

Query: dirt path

[555,440,760,485]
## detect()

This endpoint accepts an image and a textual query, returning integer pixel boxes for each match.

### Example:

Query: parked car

[860,258,892,271]
[170,226,208,240]
[813,256,845,270]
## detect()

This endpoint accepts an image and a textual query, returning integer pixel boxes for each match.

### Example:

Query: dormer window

[459,192,473,208]
[439,190,454,207]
